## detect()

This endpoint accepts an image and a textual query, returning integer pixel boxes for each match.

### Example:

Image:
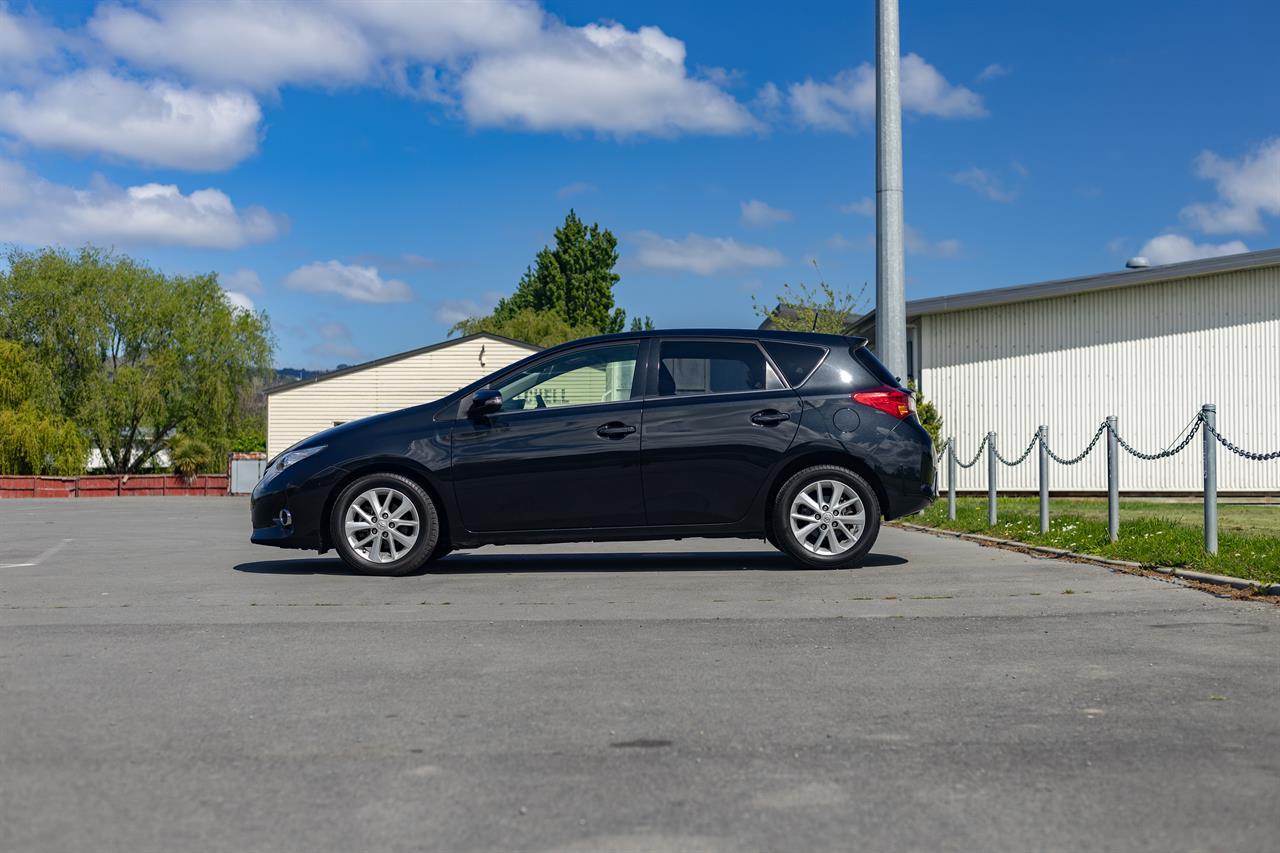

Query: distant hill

[272,364,353,386]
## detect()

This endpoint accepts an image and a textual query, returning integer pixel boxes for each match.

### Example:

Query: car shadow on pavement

[233,550,909,576]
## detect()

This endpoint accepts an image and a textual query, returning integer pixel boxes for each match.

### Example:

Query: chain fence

[939,403,1277,554]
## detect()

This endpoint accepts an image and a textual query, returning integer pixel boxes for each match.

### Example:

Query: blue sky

[1,0,1277,368]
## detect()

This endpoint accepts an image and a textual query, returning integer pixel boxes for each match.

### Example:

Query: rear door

[640,338,802,526]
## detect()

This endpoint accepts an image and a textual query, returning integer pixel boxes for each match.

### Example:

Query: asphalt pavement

[1,497,1277,853]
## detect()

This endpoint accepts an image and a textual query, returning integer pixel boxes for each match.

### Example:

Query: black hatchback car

[251,330,936,574]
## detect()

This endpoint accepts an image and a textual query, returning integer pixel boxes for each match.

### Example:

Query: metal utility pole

[875,0,908,379]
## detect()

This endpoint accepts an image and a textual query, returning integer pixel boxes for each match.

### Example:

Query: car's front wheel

[772,465,881,569]
[330,473,439,576]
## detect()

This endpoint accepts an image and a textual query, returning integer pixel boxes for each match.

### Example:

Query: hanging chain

[954,434,988,469]
[1108,417,1203,461]
[1042,421,1106,465]
[993,429,1040,466]
[939,409,1276,473]
[1202,420,1280,461]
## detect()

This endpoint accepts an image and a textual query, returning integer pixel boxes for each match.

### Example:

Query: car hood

[283,400,444,454]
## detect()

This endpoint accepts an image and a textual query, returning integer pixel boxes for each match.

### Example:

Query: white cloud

[557,181,597,199]
[840,197,874,216]
[309,341,362,361]
[951,166,1018,203]
[1139,234,1249,266]
[824,233,856,251]
[905,225,961,257]
[787,53,985,132]
[350,252,442,272]
[316,321,353,340]
[460,22,757,136]
[88,0,546,99]
[435,293,501,326]
[1179,138,1280,235]
[0,69,260,170]
[0,5,57,70]
[0,158,282,248]
[630,231,784,275]
[222,268,264,294]
[283,260,413,303]
[222,290,255,312]
[977,63,1009,82]
[87,2,752,138]
[740,199,793,228]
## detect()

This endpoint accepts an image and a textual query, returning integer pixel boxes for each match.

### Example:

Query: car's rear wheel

[331,473,439,576]
[772,465,880,569]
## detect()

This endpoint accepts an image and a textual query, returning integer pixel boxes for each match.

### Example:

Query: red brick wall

[0,474,229,498]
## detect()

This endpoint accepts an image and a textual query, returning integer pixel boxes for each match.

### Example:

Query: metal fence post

[947,437,957,521]
[987,431,997,526]
[1106,416,1119,543]
[1202,403,1217,554]
[1038,425,1049,534]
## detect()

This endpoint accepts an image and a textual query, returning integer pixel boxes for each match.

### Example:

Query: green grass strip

[912,498,1280,585]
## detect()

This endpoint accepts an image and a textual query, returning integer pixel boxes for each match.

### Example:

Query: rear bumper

[874,420,938,520]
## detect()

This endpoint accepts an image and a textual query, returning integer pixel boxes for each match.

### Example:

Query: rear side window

[762,341,827,387]
[657,340,782,396]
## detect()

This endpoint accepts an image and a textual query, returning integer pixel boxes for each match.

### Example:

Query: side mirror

[468,389,503,417]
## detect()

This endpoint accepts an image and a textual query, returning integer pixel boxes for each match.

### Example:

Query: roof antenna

[811,310,819,333]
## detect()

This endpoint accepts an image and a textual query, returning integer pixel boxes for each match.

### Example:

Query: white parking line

[0,538,73,568]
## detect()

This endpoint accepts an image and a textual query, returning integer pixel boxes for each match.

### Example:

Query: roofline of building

[264,332,541,395]
[853,246,1280,332]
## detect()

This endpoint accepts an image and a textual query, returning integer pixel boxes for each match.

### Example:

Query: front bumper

[249,464,345,551]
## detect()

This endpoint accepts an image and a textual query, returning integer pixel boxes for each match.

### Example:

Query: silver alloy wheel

[788,479,865,556]
[344,487,420,563]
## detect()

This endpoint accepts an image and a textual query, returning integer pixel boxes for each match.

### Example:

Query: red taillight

[851,386,913,420]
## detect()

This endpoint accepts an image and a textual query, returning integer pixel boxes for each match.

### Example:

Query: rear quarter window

[762,341,827,387]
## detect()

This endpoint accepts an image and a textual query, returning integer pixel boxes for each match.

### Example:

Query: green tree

[909,379,944,446]
[0,246,274,473]
[753,263,869,334]
[169,434,214,480]
[452,307,602,349]
[454,210,642,344]
[0,340,88,475]
[498,210,625,332]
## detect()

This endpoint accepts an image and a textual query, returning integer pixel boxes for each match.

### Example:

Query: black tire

[772,465,881,569]
[330,473,440,576]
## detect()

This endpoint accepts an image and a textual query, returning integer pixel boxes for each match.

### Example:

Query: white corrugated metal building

[855,249,1280,494]
[266,333,539,458]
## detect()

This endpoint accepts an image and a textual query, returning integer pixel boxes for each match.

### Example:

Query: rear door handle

[596,422,637,439]
[750,409,791,426]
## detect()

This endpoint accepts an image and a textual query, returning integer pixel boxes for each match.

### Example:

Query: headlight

[272,445,326,474]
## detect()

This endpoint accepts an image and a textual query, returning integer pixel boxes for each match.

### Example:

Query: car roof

[549,328,866,350]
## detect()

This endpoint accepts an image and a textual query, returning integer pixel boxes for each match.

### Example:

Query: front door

[641,338,802,526]
[451,341,646,532]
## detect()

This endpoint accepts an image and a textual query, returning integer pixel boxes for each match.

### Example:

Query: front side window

[657,340,782,396]
[492,343,639,412]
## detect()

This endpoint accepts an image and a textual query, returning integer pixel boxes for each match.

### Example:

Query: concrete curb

[892,521,1279,596]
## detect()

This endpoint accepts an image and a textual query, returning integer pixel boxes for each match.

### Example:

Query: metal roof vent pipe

[1125,256,1151,270]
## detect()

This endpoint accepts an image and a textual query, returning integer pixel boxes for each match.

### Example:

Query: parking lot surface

[2,497,1278,853]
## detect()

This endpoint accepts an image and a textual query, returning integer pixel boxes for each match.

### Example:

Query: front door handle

[596,422,637,439]
[750,409,791,426]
